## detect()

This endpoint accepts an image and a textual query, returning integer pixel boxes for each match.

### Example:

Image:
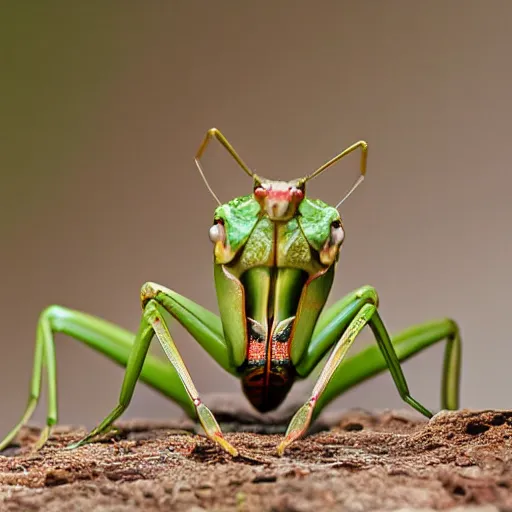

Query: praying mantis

[0,128,461,457]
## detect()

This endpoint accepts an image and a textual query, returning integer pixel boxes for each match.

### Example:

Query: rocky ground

[0,407,511,511]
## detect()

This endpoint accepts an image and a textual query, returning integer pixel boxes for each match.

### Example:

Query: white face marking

[264,182,290,219]
[266,199,288,218]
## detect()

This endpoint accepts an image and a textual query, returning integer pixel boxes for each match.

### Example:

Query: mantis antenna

[303,140,368,209]
[195,128,368,209]
[195,128,255,205]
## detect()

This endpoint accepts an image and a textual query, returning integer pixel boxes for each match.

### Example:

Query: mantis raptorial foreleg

[277,285,461,455]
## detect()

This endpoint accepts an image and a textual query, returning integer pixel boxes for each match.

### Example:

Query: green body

[0,129,462,457]
[214,194,339,412]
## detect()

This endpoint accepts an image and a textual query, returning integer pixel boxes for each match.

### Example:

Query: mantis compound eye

[209,220,226,244]
[319,219,345,266]
[210,218,236,264]
[289,186,304,202]
[254,186,268,199]
[329,220,345,246]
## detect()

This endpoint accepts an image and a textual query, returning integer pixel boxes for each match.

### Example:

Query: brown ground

[0,408,511,511]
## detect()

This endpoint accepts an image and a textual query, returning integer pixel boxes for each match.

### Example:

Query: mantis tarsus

[0,128,461,457]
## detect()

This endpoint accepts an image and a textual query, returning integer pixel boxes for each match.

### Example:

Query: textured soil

[0,407,511,511]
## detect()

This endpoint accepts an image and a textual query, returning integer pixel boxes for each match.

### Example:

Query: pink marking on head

[267,188,293,202]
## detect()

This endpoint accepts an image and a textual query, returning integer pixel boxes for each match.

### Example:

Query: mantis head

[252,177,305,221]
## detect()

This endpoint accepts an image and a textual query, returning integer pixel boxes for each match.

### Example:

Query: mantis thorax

[210,179,345,272]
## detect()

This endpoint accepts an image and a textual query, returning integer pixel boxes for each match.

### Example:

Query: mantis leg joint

[355,285,379,308]
[140,282,172,308]
[39,304,65,323]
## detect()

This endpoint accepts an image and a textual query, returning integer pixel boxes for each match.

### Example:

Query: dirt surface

[0,408,511,511]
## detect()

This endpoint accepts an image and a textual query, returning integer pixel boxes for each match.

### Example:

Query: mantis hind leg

[278,286,461,455]
[0,305,194,452]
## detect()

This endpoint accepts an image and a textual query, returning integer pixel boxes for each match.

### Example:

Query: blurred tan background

[1,1,511,435]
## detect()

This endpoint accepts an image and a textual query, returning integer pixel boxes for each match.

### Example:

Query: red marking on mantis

[248,340,266,362]
[268,189,292,201]
[271,340,290,362]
